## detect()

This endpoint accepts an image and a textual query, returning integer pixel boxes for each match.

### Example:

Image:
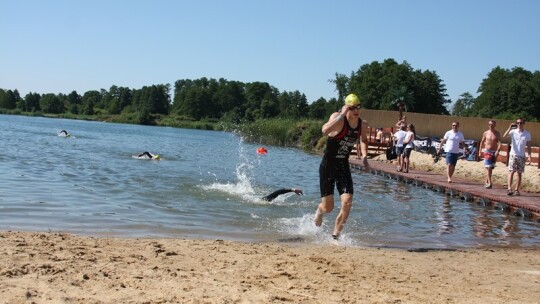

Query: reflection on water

[1,114,540,249]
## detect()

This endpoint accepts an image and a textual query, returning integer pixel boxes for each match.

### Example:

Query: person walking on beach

[478,120,501,189]
[503,118,532,196]
[437,121,465,183]
[402,123,416,173]
[314,93,369,240]
[393,124,407,172]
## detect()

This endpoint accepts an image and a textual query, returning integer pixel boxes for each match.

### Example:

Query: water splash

[270,214,357,246]
[201,134,263,203]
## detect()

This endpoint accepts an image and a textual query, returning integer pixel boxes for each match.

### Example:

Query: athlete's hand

[340,105,350,116]
[292,189,303,195]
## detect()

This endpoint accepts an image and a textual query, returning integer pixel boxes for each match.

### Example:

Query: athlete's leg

[332,193,352,237]
[315,195,334,227]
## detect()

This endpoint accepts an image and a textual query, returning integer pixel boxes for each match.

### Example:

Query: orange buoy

[257,147,268,155]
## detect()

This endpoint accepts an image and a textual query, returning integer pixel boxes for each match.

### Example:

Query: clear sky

[1,0,539,108]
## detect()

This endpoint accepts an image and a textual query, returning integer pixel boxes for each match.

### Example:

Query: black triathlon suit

[261,188,293,202]
[319,117,361,197]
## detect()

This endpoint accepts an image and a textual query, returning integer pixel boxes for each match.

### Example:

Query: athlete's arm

[261,188,303,202]
[322,105,350,137]
[359,120,370,169]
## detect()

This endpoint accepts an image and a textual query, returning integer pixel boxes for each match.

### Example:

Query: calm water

[1,115,539,249]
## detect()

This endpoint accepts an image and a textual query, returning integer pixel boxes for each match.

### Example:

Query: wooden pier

[349,158,540,220]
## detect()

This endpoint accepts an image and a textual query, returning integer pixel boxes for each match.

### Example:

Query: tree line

[1,58,538,123]
[452,66,540,121]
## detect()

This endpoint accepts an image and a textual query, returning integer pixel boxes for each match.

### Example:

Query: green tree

[472,66,539,120]
[452,92,475,116]
[391,85,414,119]
[0,89,19,109]
[412,70,449,115]
[81,90,101,115]
[338,58,448,115]
[212,79,245,119]
[66,90,81,114]
[308,97,329,119]
[244,82,278,120]
[23,92,41,112]
[132,84,170,115]
[329,73,349,102]
[183,87,211,120]
[40,93,64,114]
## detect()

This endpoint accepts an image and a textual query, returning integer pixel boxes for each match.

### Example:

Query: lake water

[1,114,539,249]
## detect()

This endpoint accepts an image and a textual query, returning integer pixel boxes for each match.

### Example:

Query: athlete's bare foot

[314,209,323,227]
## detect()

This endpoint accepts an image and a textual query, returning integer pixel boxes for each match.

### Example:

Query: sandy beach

[1,153,540,303]
[1,231,539,304]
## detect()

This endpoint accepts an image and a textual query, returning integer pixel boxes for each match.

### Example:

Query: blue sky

[1,0,539,108]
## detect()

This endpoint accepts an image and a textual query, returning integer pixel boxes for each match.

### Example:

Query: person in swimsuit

[261,188,303,202]
[478,120,501,189]
[314,93,369,240]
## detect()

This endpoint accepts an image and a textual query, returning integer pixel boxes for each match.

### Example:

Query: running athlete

[314,93,369,239]
[261,188,303,202]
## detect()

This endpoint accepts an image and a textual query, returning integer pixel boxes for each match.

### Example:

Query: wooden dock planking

[349,158,540,219]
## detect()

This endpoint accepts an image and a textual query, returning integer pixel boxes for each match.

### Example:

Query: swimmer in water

[261,188,303,202]
[58,130,71,137]
[137,151,161,160]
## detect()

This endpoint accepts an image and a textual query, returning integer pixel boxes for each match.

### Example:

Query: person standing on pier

[503,118,532,196]
[393,123,407,172]
[478,120,502,189]
[437,121,465,183]
[402,123,416,173]
[314,93,369,240]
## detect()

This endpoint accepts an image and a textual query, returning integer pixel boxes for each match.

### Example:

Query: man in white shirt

[437,121,465,183]
[503,118,532,196]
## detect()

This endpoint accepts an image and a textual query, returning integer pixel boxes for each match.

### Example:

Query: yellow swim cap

[154,155,161,160]
[345,94,360,106]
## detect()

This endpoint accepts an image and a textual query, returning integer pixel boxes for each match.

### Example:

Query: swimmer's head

[344,94,360,106]
[153,154,161,160]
